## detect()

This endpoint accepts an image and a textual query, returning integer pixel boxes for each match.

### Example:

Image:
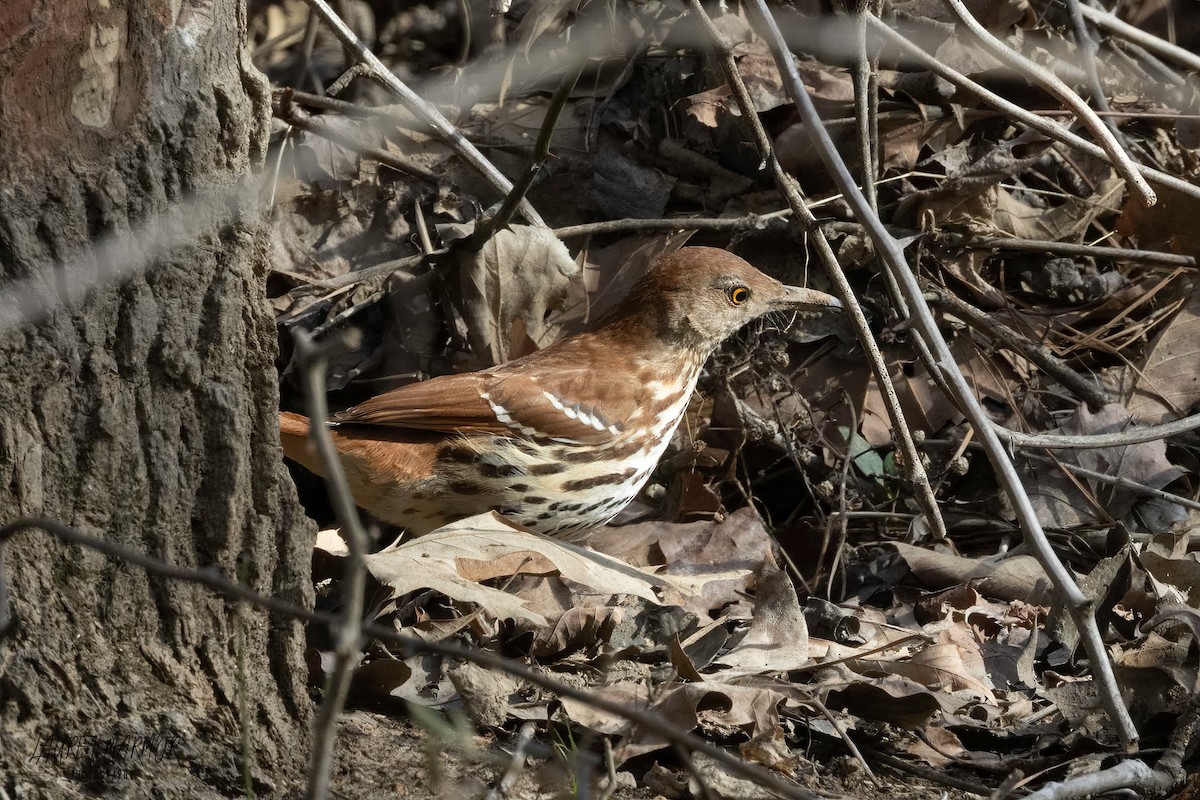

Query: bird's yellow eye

[728,286,750,306]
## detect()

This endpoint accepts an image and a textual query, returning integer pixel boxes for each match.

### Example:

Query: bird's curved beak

[775,285,843,311]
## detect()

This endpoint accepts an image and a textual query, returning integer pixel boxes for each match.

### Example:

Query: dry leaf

[1128,285,1200,424]
[890,542,1051,604]
[1021,403,1184,528]
[444,224,581,365]
[823,675,947,729]
[715,565,810,675]
[364,513,704,624]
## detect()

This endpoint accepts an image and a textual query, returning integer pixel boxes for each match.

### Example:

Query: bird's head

[612,246,842,353]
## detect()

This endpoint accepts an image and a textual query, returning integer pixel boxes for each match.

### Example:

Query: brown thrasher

[280,247,840,539]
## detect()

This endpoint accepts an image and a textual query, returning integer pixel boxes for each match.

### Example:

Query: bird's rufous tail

[279,412,327,478]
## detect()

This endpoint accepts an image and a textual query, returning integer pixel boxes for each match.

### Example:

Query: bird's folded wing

[332,369,644,445]
[333,372,506,433]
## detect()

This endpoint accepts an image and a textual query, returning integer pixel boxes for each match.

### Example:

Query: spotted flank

[410,366,704,537]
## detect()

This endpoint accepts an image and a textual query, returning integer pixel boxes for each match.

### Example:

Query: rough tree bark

[0,1,313,796]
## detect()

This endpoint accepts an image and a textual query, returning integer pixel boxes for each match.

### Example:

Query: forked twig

[742,0,1138,746]
[294,331,370,800]
[939,0,1154,206]
[301,0,546,227]
[867,18,1200,202]
[1077,4,1200,74]
[687,0,949,541]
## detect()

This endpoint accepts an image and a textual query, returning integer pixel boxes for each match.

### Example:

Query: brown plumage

[280,246,841,538]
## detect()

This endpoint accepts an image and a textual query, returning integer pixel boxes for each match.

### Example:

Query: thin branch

[1062,0,1114,122]
[926,437,1200,513]
[1024,452,1200,513]
[808,695,879,787]
[687,0,948,541]
[1034,109,1198,120]
[850,5,879,212]
[819,222,1199,270]
[324,251,437,291]
[596,737,620,800]
[0,518,829,800]
[485,722,536,800]
[861,746,997,795]
[294,331,370,800]
[939,0,1154,206]
[554,215,786,238]
[292,8,322,93]
[851,0,927,378]
[1077,4,1200,74]
[943,234,1197,269]
[278,87,423,129]
[867,18,1200,203]
[1020,759,1171,800]
[744,0,1138,746]
[465,53,587,250]
[301,0,546,227]
[326,63,374,98]
[924,286,1111,409]
[995,410,1200,450]
[273,92,441,184]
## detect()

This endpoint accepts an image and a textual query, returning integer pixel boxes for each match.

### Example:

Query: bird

[279,246,841,539]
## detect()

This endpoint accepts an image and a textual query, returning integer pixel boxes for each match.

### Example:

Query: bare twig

[466,53,587,250]
[485,722,536,800]
[1020,759,1174,800]
[273,92,441,184]
[745,0,1138,746]
[1062,0,1114,126]
[1077,4,1200,74]
[279,87,421,128]
[850,3,880,212]
[597,737,620,800]
[414,201,435,255]
[324,251,436,290]
[301,0,546,226]
[1034,109,1198,120]
[555,215,787,238]
[293,8,322,93]
[867,18,1200,202]
[294,331,370,800]
[687,0,949,542]
[926,437,1200,512]
[939,0,1154,206]
[818,221,1199,269]
[924,286,1110,409]
[946,234,1197,269]
[994,410,1200,450]
[850,0,930,377]
[1024,452,1200,513]
[326,62,373,98]
[306,287,385,344]
[808,695,879,786]
[862,746,996,795]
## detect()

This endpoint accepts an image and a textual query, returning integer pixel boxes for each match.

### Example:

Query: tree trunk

[0,1,313,796]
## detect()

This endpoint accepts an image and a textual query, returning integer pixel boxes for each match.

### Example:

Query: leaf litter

[260,0,1200,795]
